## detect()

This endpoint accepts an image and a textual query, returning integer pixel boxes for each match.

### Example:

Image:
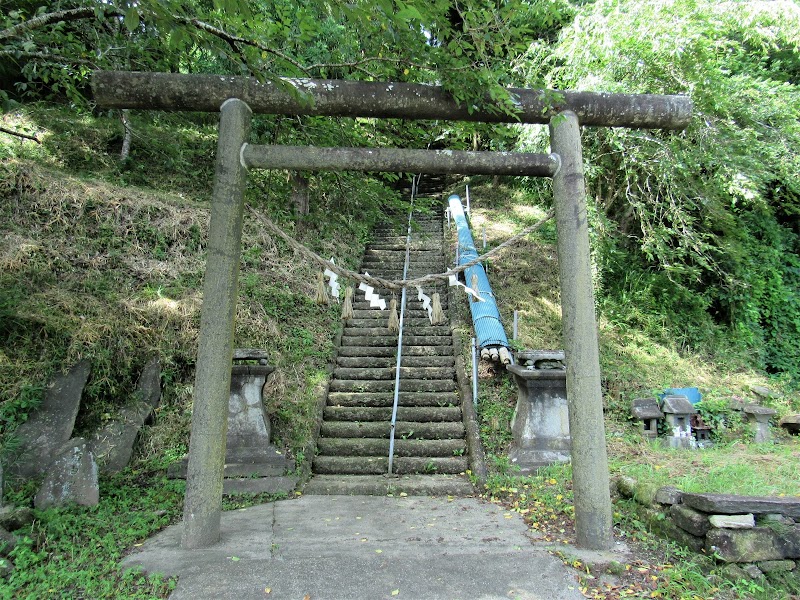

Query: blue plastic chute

[448,194,510,352]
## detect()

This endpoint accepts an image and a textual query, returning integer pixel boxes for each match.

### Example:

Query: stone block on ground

[706,526,800,562]
[743,404,777,443]
[741,564,764,579]
[682,493,800,518]
[0,557,12,579]
[659,518,705,553]
[34,438,99,510]
[507,361,570,473]
[9,360,91,479]
[757,560,795,573]
[0,527,16,556]
[708,514,755,529]
[615,476,637,500]
[758,513,795,526]
[90,357,162,474]
[780,414,800,436]
[0,506,33,531]
[654,486,683,506]
[671,504,711,536]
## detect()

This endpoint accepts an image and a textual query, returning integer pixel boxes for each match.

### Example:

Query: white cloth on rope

[416,286,433,322]
[324,257,340,302]
[358,272,387,310]
[448,274,484,302]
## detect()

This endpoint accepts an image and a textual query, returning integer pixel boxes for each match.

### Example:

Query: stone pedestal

[743,404,777,443]
[169,353,296,493]
[508,353,570,474]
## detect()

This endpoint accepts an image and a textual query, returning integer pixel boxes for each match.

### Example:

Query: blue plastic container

[662,387,702,405]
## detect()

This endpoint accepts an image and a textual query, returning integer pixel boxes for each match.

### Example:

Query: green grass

[2,473,184,599]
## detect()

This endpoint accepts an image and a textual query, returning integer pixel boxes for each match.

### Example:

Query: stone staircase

[304,204,475,496]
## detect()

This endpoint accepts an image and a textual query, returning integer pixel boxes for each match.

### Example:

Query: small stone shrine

[661,394,697,449]
[508,350,570,473]
[631,398,663,440]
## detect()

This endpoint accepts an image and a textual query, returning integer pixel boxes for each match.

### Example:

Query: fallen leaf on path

[391,590,399,596]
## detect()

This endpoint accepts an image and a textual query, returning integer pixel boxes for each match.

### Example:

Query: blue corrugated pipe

[448,194,511,360]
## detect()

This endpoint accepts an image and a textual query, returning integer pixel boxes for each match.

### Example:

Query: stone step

[332,366,455,381]
[339,336,453,348]
[366,246,442,253]
[367,245,441,252]
[358,267,445,275]
[302,474,475,496]
[350,301,448,311]
[350,310,443,320]
[346,318,443,328]
[327,392,459,407]
[360,259,444,267]
[323,406,461,422]
[328,379,457,393]
[223,476,299,496]
[336,345,453,358]
[336,355,455,368]
[370,231,444,238]
[342,327,450,337]
[316,438,465,457]
[319,420,464,439]
[312,456,468,475]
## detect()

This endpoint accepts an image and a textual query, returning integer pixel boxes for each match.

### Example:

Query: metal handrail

[387,175,418,475]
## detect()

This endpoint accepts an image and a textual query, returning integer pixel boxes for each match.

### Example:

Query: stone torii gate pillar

[92,71,691,550]
[549,112,610,548]
[182,98,252,548]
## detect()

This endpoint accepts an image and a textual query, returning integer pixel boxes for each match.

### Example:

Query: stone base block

[663,436,693,449]
[167,445,293,479]
[222,476,299,496]
[508,446,570,474]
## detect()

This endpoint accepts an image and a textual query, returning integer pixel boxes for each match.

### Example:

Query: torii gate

[93,71,691,551]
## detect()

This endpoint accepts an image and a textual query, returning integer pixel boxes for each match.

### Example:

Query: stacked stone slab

[654,490,800,575]
[306,205,474,496]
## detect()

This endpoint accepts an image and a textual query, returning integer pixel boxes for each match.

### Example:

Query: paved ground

[122,495,588,600]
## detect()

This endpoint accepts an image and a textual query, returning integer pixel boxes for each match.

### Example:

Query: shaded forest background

[2,0,799,399]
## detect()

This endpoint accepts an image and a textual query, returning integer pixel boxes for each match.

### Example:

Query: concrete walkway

[122,495,584,600]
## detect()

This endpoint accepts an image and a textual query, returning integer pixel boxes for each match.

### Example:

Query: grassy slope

[0,105,380,598]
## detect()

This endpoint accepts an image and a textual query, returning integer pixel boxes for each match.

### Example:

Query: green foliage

[3,473,184,599]
[524,0,800,383]
[0,0,568,113]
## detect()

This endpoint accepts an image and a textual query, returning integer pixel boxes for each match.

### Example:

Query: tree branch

[177,17,312,76]
[0,49,96,66]
[0,126,41,143]
[0,7,121,41]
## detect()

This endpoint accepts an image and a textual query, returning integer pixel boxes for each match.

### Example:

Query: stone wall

[617,480,799,579]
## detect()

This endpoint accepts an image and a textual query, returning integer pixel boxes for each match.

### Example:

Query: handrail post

[471,337,478,407]
[549,110,612,550]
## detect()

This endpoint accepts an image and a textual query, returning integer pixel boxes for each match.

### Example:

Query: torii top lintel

[92,71,692,130]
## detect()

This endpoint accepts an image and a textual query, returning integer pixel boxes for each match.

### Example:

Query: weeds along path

[305,199,475,496]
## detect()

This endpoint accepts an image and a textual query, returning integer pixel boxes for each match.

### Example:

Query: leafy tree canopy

[0,0,574,111]
[524,0,800,379]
